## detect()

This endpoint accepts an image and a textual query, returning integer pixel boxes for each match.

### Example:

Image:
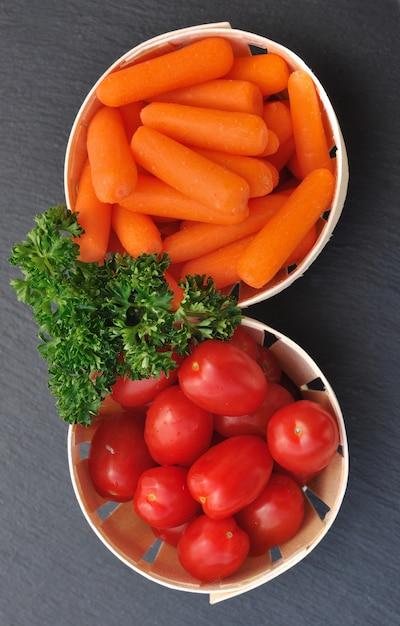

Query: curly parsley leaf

[9,205,242,426]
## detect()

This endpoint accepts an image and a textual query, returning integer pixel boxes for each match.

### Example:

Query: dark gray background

[1,1,399,625]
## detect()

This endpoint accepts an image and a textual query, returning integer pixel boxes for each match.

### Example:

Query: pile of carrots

[72,36,336,294]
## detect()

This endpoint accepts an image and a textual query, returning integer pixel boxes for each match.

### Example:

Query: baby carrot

[72,159,112,263]
[120,174,249,225]
[266,135,296,172]
[182,235,255,291]
[193,148,278,197]
[287,70,334,178]
[257,129,280,157]
[224,53,290,97]
[96,37,235,107]
[148,79,264,116]
[130,126,250,216]
[140,102,268,156]
[262,100,293,144]
[237,168,335,288]
[163,193,287,264]
[118,101,145,141]
[111,204,162,257]
[87,106,138,204]
[164,270,184,311]
[283,222,318,266]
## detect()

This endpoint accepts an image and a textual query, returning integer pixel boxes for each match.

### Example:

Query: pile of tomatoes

[88,326,340,582]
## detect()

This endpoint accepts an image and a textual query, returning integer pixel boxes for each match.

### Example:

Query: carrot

[107,227,126,256]
[287,70,334,178]
[148,79,264,116]
[163,193,287,264]
[120,174,249,225]
[164,270,184,310]
[111,204,162,257]
[130,126,250,216]
[182,235,255,291]
[192,148,278,197]
[283,222,318,266]
[224,53,290,97]
[118,101,144,141]
[262,100,293,144]
[72,159,112,263]
[237,168,336,288]
[257,128,280,157]
[96,37,235,107]
[87,106,138,203]
[140,102,268,156]
[266,135,296,172]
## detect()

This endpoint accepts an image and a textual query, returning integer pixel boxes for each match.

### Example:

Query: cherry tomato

[111,353,181,408]
[227,325,260,360]
[257,345,282,383]
[133,465,201,529]
[88,412,156,502]
[267,399,339,475]
[151,519,194,547]
[187,435,273,519]
[144,385,214,466]
[273,461,320,487]
[178,339,267,416]
[235,473,305,556]
[177,515,250,581]
[213,382,295,438]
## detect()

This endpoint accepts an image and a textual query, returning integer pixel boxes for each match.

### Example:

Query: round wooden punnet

[68,317,348,603]
[64,22,349,307]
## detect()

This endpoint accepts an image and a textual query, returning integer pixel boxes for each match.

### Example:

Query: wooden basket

[64,23,349,308]
[67,317,348,604]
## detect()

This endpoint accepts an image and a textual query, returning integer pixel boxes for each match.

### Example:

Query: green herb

[9,205,242,426]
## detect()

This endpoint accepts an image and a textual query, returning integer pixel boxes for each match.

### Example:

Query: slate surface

[1,2,399,625]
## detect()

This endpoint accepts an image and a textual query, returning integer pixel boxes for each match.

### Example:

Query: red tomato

[133,465,201,529]
[267,400,340,475]
[111,357,180,408]
[187,435,273,519]
[178,339,267,416]
[213,382,295,438]
[177,515,249,581]
[227,325,260,360]
[144,385,214,466]
[151,519,194,547]
[257,345,282,383]
[235,473,305,556]
[88,412,156,502]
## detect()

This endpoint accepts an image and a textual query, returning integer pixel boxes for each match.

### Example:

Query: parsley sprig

[9,205,242,426]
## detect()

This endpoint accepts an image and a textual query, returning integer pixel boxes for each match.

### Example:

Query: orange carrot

[118,101,144,141]
[224,53,290,97]
[111,204,162,257]
[72,159,112,263]
[287,70,334,178]
[130,126,250,216]
[107,227,126,256]
[182,235,255,291]
[96,37,235,107]
[87,106,138,203]
[283,222,318,266]
[163,193,287,264]
[192,148,278,197]
[148,79,264,116]
[140,102,268,156]
[257,128,280,157]
[120,174,249,225]
[164,270,184,310]
[237,168,335,288]
[262,100,293,144]
[266,135,296,172]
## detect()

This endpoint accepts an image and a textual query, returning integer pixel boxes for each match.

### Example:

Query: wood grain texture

[1,1,399,625]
